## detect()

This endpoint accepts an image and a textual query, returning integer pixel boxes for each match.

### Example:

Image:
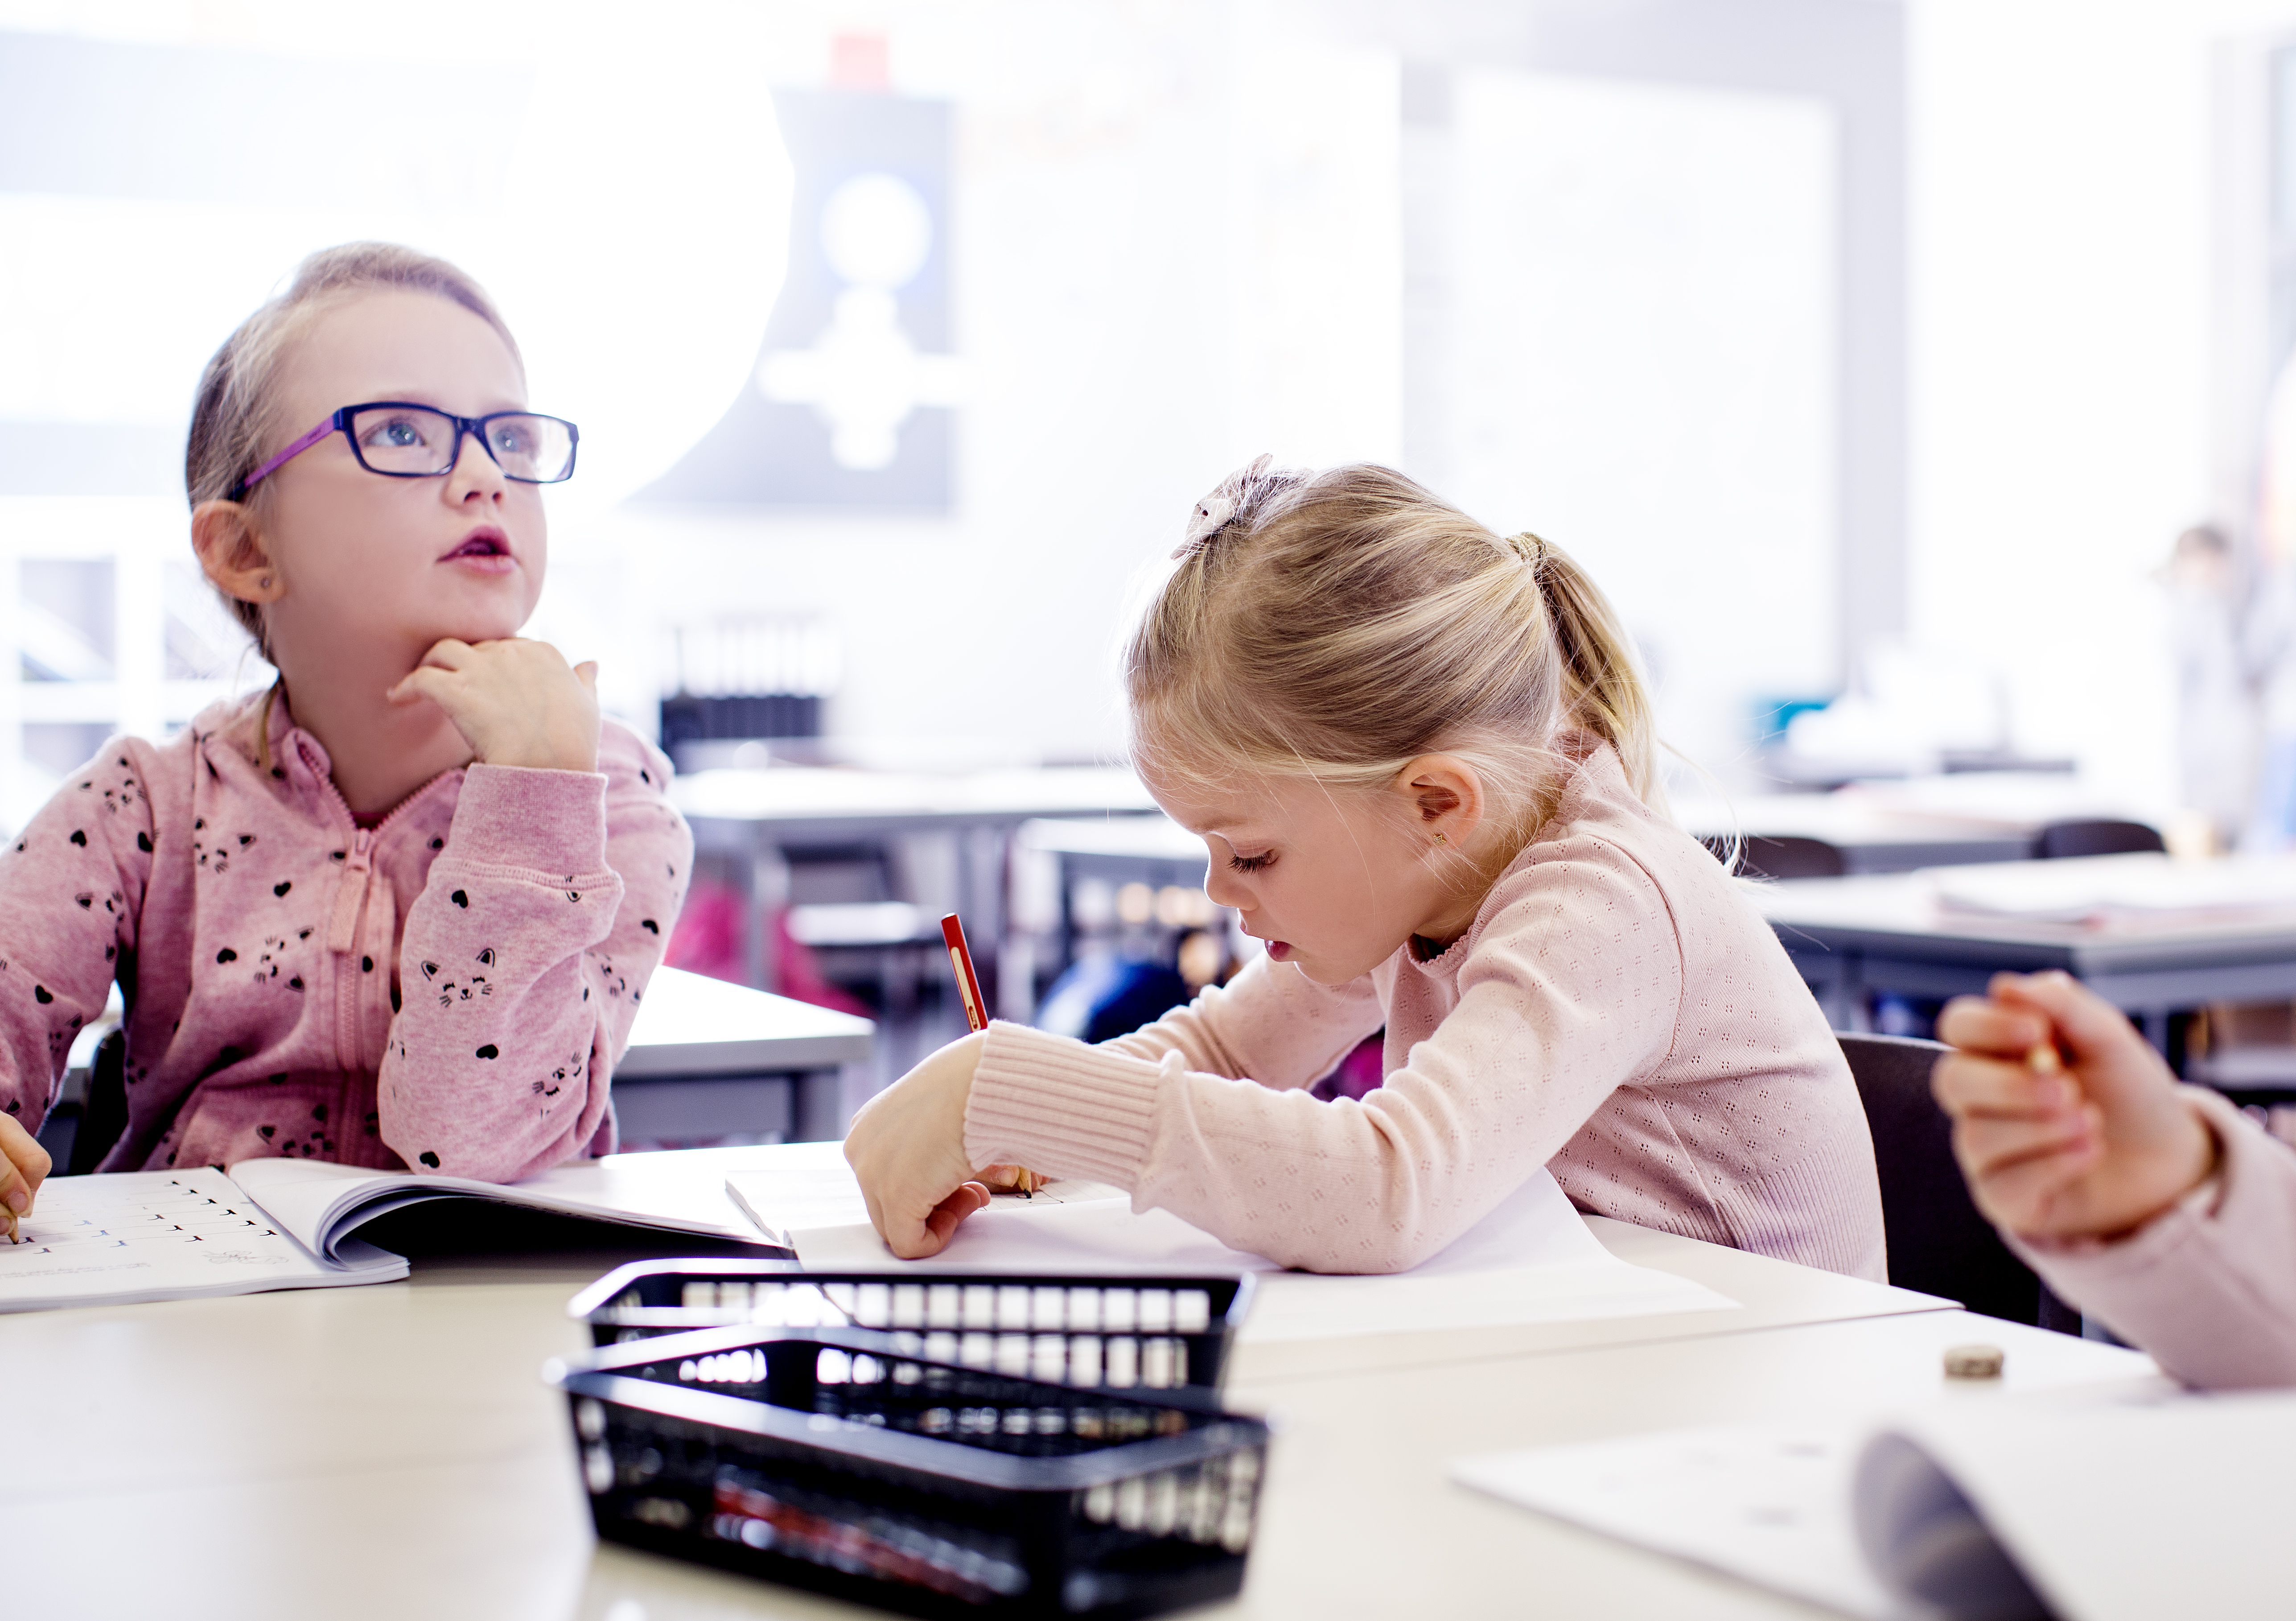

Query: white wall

[1906,0,2296,801]
[550,4,1403,765]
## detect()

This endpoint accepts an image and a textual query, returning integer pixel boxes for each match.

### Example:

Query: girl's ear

[191,500,285,605]
[1399,755,1485,843]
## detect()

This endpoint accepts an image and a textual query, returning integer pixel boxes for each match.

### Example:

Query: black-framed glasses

[230,402,580,499]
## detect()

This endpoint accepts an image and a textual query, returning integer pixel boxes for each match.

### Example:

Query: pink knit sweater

[0,689,691,1181]
[966,741,1886,1278]
[2012,1088,2296,1389]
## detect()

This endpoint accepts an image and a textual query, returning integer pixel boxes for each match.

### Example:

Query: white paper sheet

[1453,1379,2293,1621]
[0,1167,405,1312]
[724,1168,1130,1246]
[1863,1386,2296,1621]
[769,1167,1734,1341]
[1456,1423,1899,1620]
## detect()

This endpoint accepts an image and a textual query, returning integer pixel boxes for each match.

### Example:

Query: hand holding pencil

[940,915,1042,1197]
[841,913,1038,1258]
[0,1111,52,1242]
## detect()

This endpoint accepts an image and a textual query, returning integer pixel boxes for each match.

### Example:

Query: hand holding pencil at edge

[1932,970,2219,1243]
[841,913,1038,1259]
[0,1110,52,1242]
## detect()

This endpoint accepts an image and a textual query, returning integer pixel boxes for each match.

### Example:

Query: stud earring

[260,575,273,590]
[1432,830,1448,845]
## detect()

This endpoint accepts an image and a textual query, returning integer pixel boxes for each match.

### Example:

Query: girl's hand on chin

[387,637,602,773]
[844,1031,995,1259]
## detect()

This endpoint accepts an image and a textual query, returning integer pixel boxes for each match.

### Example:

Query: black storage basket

[549,1324,1270,1619]
[569,1260,1255,1394]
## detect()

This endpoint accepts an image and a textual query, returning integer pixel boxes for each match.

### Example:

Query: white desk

[0,1180,2108,1621]
[616,967,874,1144]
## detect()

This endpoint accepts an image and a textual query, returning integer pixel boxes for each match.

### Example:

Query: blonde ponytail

[1127,463,1666,851]
[1512,535,1664,813]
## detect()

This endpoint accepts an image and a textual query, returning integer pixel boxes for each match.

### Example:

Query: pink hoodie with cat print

[0,687,691,1181]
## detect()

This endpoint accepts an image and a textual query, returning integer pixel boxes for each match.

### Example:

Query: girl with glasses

[846,460,1887,1276]
[0,242,690,1224]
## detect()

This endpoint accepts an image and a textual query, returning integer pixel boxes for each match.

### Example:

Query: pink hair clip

[1173,453,1275,560]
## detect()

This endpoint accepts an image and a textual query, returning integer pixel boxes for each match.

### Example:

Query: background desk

[616,966,874,1143]
[1756,870,2296,1047]
[36,967,876,1162]
[672,766,1157,1003]
[0,1138,2148,1620]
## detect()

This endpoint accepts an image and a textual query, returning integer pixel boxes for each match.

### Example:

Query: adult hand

[843,1031,1001,1259]
[386,637,601,773]
[1933,970,2216,1242]
[0,1111,52,1240]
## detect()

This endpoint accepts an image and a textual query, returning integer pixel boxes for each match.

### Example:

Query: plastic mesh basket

[569,1260,1254,1393]
[549,1324,1269,1618]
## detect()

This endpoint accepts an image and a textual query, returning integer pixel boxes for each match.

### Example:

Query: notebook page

[769,1166,1735,1338]
[724,1167,1130,1247]
[0,1167,404,1312]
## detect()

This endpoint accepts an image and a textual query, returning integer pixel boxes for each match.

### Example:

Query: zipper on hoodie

[300,738,459,1074]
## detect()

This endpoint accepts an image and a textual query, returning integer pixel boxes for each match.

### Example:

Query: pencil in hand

[942,913,1039,1197]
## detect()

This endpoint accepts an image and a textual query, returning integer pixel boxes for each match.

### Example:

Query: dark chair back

[1704,834,1847,881]
[66,1027,129,1175]
[1840,1031,2075,1328]
[2034,819,2165,860]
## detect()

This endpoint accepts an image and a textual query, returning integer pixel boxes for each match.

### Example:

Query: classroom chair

[42,1027,129,1175]
[1704,833,1847,881]
[1839,1031,2080,1331]
[2034,819,2166,859]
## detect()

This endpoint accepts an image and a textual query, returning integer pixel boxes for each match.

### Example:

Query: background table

[616,966,873,1143]
[37,966,877,1159]
[671,766,1157,1003]
[0,1139,2152,1620]
[1755,869,2296,1048]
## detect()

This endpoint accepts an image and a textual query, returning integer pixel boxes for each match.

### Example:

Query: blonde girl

[0,243,689,1222]
[847,459,1884,1276]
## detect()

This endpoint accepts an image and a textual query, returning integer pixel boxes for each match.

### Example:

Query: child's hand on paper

[0,1111,52,1240]
[1933,971,2217,1242]
[844,1031,1011,1258]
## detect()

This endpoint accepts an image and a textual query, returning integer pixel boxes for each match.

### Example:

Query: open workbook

[1454,1378,2296,1621]
[0,1152,772,1313]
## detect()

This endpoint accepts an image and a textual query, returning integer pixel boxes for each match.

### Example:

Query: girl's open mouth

[444,528,514,565]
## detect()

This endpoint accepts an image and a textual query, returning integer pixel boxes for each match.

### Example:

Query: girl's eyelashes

[1228,850,1274,874]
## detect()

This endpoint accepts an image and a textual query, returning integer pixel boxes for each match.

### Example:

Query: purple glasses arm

[233,413,342,498]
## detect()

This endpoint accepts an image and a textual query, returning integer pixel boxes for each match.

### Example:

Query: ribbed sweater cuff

[965,1021,1161,1189]
[446,763,611,873]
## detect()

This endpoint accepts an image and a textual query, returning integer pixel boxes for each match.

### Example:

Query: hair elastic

[1505,531,1548,571]
[1173,453,1277,561]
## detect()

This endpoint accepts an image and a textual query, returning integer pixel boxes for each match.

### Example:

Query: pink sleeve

[2011,1088,2296,1389]
[0,739,156,1134]
[1101,953,1383,1091]
[965,845,1681,1272]
[376,734,692,1181]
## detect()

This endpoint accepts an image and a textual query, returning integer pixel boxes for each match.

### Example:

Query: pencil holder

[569,1260,1255,1394]
[547,1324,1270,1619]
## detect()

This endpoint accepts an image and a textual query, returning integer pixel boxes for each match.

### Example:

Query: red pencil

[941,913,989,1033]
[940,912,1037,1195]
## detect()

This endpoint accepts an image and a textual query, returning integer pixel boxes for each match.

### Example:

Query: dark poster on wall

[633,89,953,513]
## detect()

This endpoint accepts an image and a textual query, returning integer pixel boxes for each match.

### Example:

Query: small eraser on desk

[1943,1343,2004,1379]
